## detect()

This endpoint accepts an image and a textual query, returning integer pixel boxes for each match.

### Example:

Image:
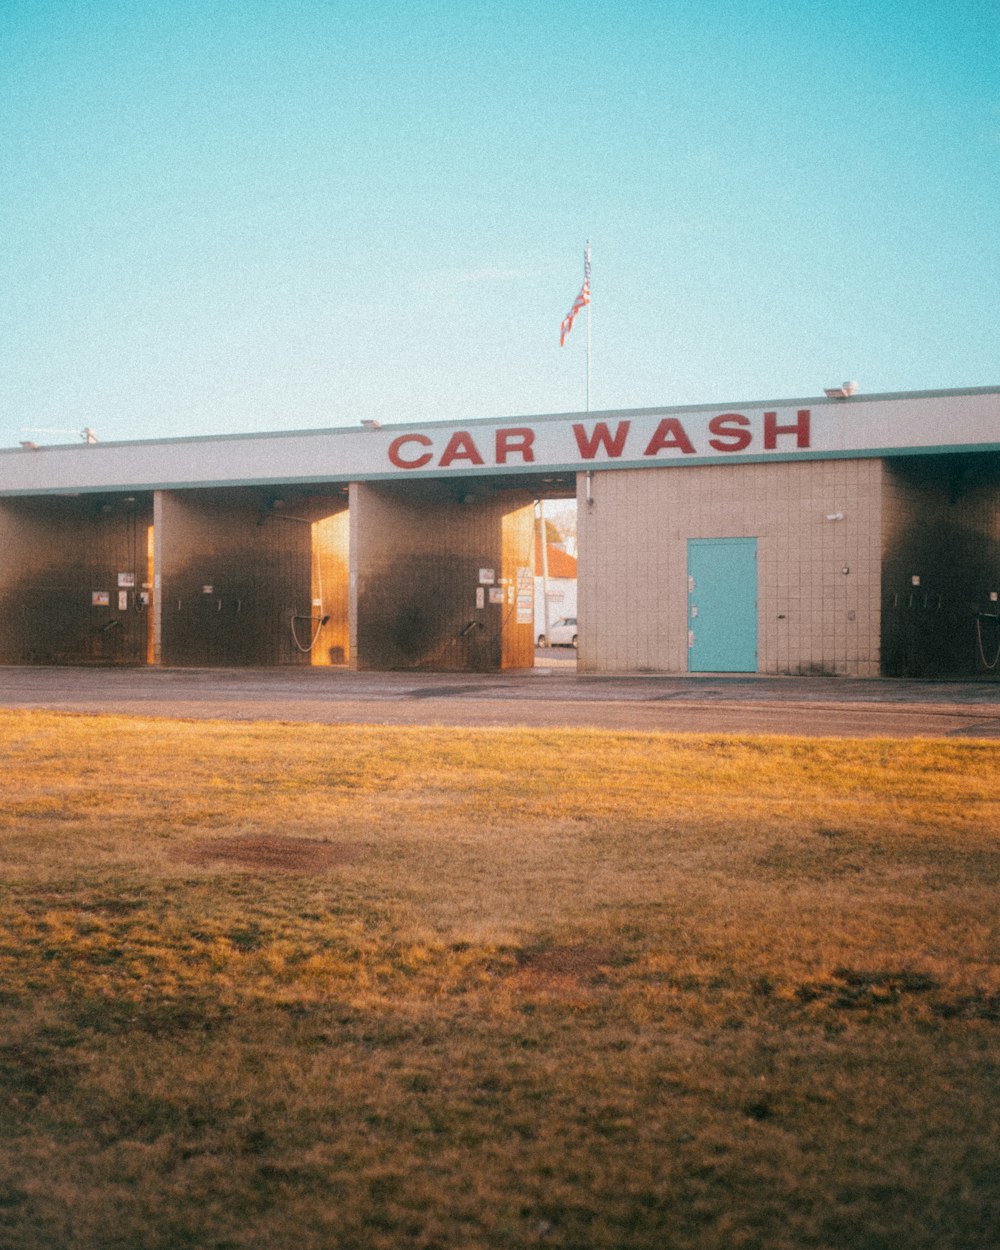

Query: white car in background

[537,617,577,648]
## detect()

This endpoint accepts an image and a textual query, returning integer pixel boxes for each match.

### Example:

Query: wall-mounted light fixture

[825,512,845,522]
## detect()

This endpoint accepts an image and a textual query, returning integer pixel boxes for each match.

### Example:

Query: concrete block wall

[577,459,882,676]
[5,450,997,678]
[350,481,534,671]
[0,481,528,673]
[0,495,152,665]
[881,455,1000,677]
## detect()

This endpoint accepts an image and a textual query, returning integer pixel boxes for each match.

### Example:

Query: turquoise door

[687,538,758,672]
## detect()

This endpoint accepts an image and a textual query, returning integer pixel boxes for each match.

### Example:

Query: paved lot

[2,665,1000,738]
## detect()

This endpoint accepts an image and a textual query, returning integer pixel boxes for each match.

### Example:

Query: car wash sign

[386,409,811,470]
[378,389,999,476]
[2,389,998,495]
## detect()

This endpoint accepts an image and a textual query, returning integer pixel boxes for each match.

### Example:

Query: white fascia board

[1,387,997,497]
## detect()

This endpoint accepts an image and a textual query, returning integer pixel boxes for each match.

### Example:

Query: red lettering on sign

[388,433,433,469]
[572,420,631,459]
[764,409,810,450]
[644,418,696,457]
[495,427,536,465]
[708,413,752,453]
[439,431,485,467]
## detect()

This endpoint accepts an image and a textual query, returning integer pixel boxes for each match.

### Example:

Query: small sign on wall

[479,568,495,585]
[488,587,504,605]
[117,572,135,588]
[516,565,533,624]
[92,591,110,607]
[476,587,485,609]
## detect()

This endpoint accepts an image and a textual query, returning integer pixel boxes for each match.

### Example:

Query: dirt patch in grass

[176,834,365,873]
[510,944,620,990]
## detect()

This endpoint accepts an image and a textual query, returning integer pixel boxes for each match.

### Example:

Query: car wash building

[1,385,998,679]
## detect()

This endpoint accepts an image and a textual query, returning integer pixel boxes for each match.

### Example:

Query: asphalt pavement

[2,664,1000,739]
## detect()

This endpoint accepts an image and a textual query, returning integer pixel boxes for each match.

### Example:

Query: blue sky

[1,0,996,447]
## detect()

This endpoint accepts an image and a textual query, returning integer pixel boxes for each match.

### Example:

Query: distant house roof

[535,537,578,579]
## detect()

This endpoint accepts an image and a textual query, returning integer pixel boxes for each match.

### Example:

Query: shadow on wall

[881,455,1000,678]
[3,574,150,664]
[158,489,349,668]
[164,555,306,666]
[358,554,502,672]
[0,496,152,666]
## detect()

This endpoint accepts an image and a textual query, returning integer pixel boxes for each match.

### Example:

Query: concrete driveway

[2,666,999,738]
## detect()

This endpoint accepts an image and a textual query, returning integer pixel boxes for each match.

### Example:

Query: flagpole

[585,241,592,413]
[560,241,592,411]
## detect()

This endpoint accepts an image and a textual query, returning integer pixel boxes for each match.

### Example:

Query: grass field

[0,708,998,1250]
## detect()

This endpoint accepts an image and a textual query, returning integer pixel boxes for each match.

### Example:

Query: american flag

[560,248,591,346]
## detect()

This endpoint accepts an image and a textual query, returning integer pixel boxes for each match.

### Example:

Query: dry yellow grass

[0,709,998,1249]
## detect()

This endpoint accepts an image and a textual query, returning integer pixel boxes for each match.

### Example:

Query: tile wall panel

[578,460,882,675]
